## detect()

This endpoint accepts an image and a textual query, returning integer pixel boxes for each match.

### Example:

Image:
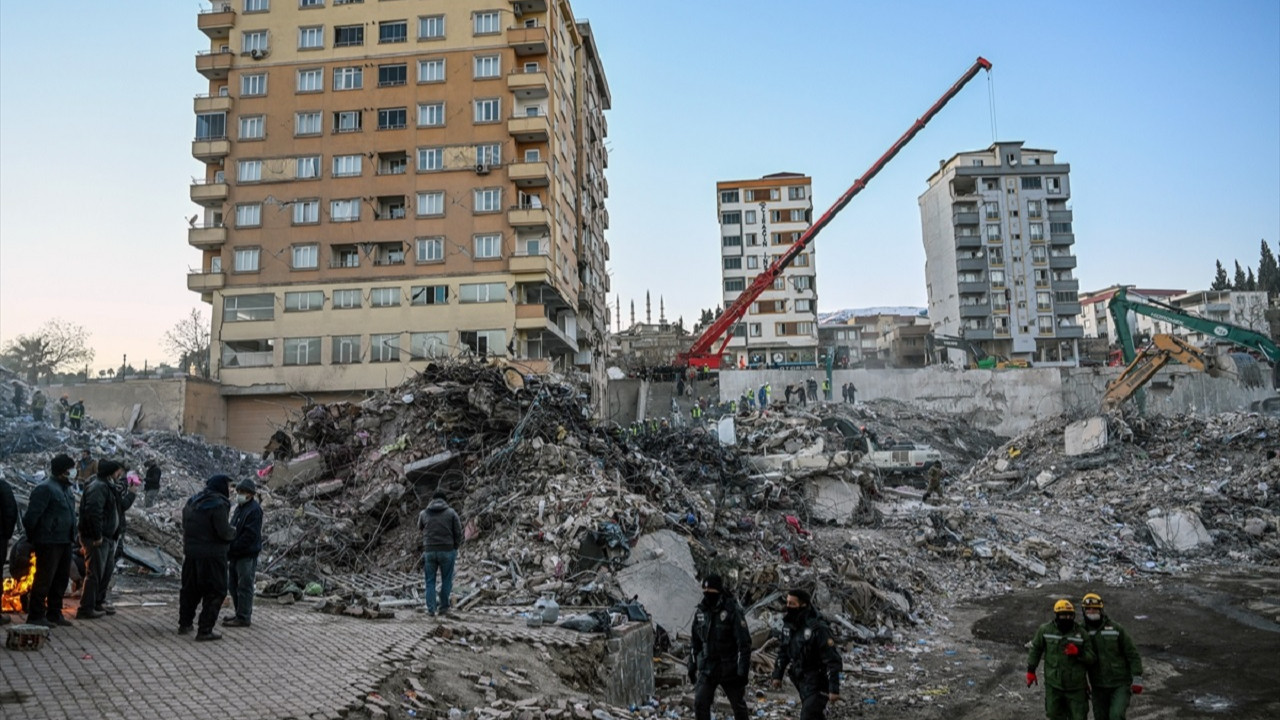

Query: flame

[2,554,37,613]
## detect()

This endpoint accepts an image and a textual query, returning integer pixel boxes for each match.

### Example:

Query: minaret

[630,300,636,328]
[659,296,667,324]
[645,291,651,324]
[615,296,621,333]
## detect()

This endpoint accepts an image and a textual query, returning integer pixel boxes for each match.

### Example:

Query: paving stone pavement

[0,597,436,720]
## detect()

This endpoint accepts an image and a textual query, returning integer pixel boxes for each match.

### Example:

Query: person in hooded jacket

[417,490,462,616]
[224,478,263,628]
[688,575,752,720]
[23,454,79,627]
[179,474,235,641]
[771,588,842,720]
[76,460,124,619]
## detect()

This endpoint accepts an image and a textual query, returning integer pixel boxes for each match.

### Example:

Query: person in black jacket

[76,460,124,619]
[689,575,752,720]
[0,476,16,626]
[143,459,162,508]
[179,474,235,641]
[224,478,263,628]
[417,490,462,616]
[23,454,79,627]
[771,588,843,720]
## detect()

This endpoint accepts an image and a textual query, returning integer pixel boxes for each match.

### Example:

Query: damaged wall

[45,377,225,438]
[1060,367,1274,418]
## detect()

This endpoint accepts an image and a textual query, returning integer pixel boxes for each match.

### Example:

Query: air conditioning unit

[475,164,490,175]
[221,3,231,11]
[250,48,266,59]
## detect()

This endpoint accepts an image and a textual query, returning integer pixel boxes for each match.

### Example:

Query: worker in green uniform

[1080,592,1144,719]
[1026,599,1095,720]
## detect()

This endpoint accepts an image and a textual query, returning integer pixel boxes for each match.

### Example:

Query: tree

[1211,260,1231,291]
[1259,240,1279,299]
[1234,261,1248,290]
[698,308,715,327]
[1246,267,1257,291]
[1,318,95,384]
[162,309,211,378]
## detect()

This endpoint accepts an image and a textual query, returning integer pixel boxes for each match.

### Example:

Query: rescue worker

[821,378,831,401]
[806,377,818,403]
[68,400,85,431]
[922,464,944,503]
[1080,592,1144,719]
[30,390,47,422]
[1026,598,1096,720]
[690,403,703,423]
[688,575,751,720]
[57,395,70,428]
[771,588,842,720]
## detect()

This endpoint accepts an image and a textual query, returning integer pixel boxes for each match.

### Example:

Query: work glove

[1131,677,1144,695]
[1063,642,1080,657]
[1026,672,1037,687]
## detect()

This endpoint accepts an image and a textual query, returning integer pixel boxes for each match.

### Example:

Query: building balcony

[601,208,609,228]
[510,252,553,279]
[964,328,995,341]
[198,6,235,39]
[603,241,610,261]
[957,281,988,294]
[507,114,550,142]
[1048,210,1073,223]
[1049,255,1077,269]
[959,303,992,317]
[507,70,549,99]
[507,25,549,56]
[507,206,550,228]
[187,271,226,292]
[956,256,986,272]
[955,234,981,249]
[508,161,550,188]
[193,94,232,114]
[1049,232,1075,246]
[511,0,548,14]
[196,50,234,80]
[1052,278,1079,292]
[953,211,979,225]
[188,224,226,249]
[1053,324,1085,339]
[192,137,231,163]
[601,175,609,198]
[190,178,228,205]
[516,304,579,353]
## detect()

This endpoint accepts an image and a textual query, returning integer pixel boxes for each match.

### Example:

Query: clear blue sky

[2,1,1277,370]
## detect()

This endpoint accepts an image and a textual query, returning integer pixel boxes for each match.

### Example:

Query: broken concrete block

[403,450,459,478]
[265,451,324,490]
[1147,511,1213,553]
[1001,547,1047,576]
[716,417,736,446]
[300,478,345,500]
[1035,471,1057,489]
[994,459,1011,473]
[747,455,790,473]
[617,530,700,635]
[1244,518,1268,537]
[807,478,862,525]
[1064,417,1108,456]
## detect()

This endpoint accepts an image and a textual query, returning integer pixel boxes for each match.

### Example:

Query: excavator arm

[1102,334,1216,410]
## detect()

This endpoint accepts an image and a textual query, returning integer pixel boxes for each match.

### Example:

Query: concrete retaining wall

[599,621,655,707]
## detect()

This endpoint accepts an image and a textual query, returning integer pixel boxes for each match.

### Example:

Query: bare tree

[1,318,95,384]
[162,308,211,378]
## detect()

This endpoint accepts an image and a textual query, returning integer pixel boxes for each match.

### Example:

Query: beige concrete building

[189,0,610,449]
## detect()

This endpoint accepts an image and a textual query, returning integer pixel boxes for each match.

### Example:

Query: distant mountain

[818,307,927,324]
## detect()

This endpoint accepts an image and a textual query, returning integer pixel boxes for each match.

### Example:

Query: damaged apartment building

[187,0,612,448]
[919,141,1083,366]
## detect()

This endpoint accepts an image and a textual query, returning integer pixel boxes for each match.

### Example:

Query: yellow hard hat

[1053,599,1075,614]
[1081,593,1104,609]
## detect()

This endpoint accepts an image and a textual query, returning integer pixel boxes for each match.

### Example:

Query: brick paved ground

[0,585,434,720]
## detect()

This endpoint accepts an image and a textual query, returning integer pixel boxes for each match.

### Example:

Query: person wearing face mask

[688,575,752,720]
[224,479,263,628]
[770,588,842,720]
[179,474,236,641]
[1080,592,1144,719]
[1026,599,1096,720]
[76,460,124,620]
[23,454,79,627]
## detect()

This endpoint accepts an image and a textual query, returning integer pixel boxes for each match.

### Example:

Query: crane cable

[987,69,999,142]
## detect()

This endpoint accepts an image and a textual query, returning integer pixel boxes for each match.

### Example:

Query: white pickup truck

[820,417,942,475]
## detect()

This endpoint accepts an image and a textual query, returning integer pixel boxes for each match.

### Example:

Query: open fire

[1,554,37,613]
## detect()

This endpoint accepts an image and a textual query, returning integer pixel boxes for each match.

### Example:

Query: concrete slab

[1147,510,1213,553]
[1064,417,1108,456]
[808,478,862,525]
[616,530,700,634]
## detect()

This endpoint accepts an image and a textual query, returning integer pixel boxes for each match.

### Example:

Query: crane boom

[678,56,993,369]
[1102,334,1217,410]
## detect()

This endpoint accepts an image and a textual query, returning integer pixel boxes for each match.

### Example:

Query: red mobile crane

[676,57,993,369]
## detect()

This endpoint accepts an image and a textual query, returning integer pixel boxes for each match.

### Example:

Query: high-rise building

[189,0,611,449]
[715,173,816,368]
[919,142,1082,365]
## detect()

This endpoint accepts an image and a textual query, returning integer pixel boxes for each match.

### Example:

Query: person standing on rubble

[1080,592,1144,720]
[178,474,236,641]
[68,399,85,431]
[807,377,818,403]
[76,460,124,620]
[224,479,263,628]
[22,454,79,628]
[1026,598,1096,720]
[821,378,831,402]
[771,588,842,720]
[688,575,752,720]
[418,490,463,617]
[30,390,47,422]
[57,395,70,428]
[922,464,944,503]
[143,459,162,507]
[11,381,25,415]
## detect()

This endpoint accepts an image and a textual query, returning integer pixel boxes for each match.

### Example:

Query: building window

[416,236,444,262]
[222,294,274,322]
[300,0,322,6]
[476,143,501,166]
[410,285,448,305]
[990,269,1006,286]
[793,253,810,267]
[460,330,505,356]
[332,289,361,308]
[332,336,360,365]
[296,68,323,92]
[195,112,226,139]
[283,338,321,366]
[459,282,506,303]
[1036,292,1052,311]
[722,235,741,247]
[240,73,267,96]
[789,209,806,222]
[290,243,319,268]
[721,211,741,225]
[795,299,813,313]
[1028,223,1044,241]
[369,334,400,362]
[723,257,742,270]
[1037,316,1054,334]
[235,203,261,227]
[988,247,1004,265]
[720,190,739,203]
[292,201,319,225]
[772,277,786,291]
[473,188,501,213]
[474,233,501,258]
[474,98,500,123]
[748,323,762,337]
[334,25,364,47]
[746,256,759,269]
[724,278,745,292]
[237,160,262,182]
[242,30,269,53]
[418,57,445,82]
[370,287,399,308]
[234,247,260,272]
[298,26,323,49]
[474,55,500,78]
[418,102,444,127]
[295,111,321,136]
[743,210,756,224]
[377,107,407,130]
[296,155,320,179]
[417,147,443,171]
[1021,176,1042,190]
[788,186,806,200]
[1027,200,1042,218]
[333,110,362,133]
[1050,222,1073,234]
[1046,177,1062,194]
[330,199,360,222]
[238,115,265,140]
[416,192,444,217]
[473,11,499,35]
[244,0,269,11]
[379,20,407,44]
[284,290,323,311]
[983,202,999,220]
[793,275,813,291]
[986,224,1001,242]
[378,64,407,87]
[745,233,758,246]
[410,332,448,359]
[419,15,445,40]
[333,66,363,90]
[332,154,362,178]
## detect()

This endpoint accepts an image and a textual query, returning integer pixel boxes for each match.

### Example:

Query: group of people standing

[8,382,84,429]
[178,474,263,640]
[1027,593,1145,720]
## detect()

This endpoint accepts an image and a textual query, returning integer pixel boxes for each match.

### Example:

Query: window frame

[292,200,320,226]
[418,15,445,40]
[233,247,261,273]
[473,233,502,258]
[473,10,500,35]
[417,102,445,127]
[298,25,324,50]
[334,24,364,47]
[297,67,323,93]
[240,73,267,97]
[295,111,321,136]
[416,192,444,217]
[284,290,324,311]
[330,199,361,223]
[418,57,445,83]
[378,20,408,44]
[473,188,501,214]
[333,66,363,91]
[473,98,500,123]
[416,236,445,263]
